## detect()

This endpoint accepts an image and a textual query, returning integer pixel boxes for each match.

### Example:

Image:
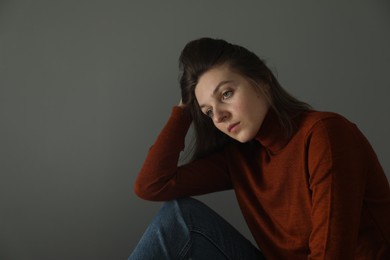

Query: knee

[160,197,195,214]
[158,197,202,221]
[177,197,209,212]
[147,198,199,234]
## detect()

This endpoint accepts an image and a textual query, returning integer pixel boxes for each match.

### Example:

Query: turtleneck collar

[255,109,294,154]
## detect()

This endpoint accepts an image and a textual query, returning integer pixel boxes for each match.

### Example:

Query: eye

[222,90,233,100]
[205,108,213,118]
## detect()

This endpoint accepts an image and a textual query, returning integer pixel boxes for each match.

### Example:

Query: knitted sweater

[135,107,390,259]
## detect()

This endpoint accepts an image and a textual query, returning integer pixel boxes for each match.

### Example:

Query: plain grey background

[1,0,389,259]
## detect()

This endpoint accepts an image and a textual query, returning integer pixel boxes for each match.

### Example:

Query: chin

[234,135,252,143]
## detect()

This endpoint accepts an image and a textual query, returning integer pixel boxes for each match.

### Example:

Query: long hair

[179,37,311,160]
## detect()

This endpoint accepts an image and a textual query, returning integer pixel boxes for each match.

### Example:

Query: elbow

[133,181,166,201]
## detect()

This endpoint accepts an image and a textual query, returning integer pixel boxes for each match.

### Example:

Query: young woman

[129,38,390,259]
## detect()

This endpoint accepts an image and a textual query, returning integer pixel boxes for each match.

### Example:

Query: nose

[213,107,229,123]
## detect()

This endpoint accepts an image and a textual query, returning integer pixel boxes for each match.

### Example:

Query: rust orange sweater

[135,107,390,259]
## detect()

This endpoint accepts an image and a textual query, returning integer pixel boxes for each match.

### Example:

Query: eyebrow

[199,80,233,109]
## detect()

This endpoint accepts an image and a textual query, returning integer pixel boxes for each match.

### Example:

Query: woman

[129,38,390,259]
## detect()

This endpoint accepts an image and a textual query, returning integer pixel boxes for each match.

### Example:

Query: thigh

[176,197,265,260]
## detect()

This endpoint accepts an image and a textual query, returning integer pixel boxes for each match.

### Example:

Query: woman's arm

[134,106,232,201]
[306,116,386,259]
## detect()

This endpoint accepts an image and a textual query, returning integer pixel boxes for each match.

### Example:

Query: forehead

[195,65,236,97]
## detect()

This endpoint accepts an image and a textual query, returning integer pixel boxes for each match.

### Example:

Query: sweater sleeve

[134,106,233,201]
[306,116,372,259]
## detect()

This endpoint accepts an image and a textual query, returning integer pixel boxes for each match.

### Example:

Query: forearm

[134,106,192,200]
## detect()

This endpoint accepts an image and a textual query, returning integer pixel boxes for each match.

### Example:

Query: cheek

[234,101,251,115]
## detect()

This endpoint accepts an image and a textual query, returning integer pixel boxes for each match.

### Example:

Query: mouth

[227,122,240,133]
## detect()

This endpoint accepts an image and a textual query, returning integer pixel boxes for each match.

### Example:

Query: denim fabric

[129,197,265,260]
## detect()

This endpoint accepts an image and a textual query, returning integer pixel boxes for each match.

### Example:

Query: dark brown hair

[179,37,311,160]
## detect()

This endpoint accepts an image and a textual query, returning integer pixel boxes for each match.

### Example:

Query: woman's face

[195,65,270,143]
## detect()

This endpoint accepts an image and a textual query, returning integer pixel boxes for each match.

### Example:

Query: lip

[227,122,240,133]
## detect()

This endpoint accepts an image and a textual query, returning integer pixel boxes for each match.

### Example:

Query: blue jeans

[129,197,265,260]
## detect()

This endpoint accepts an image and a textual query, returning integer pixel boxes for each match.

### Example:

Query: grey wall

[1,1,389,259]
